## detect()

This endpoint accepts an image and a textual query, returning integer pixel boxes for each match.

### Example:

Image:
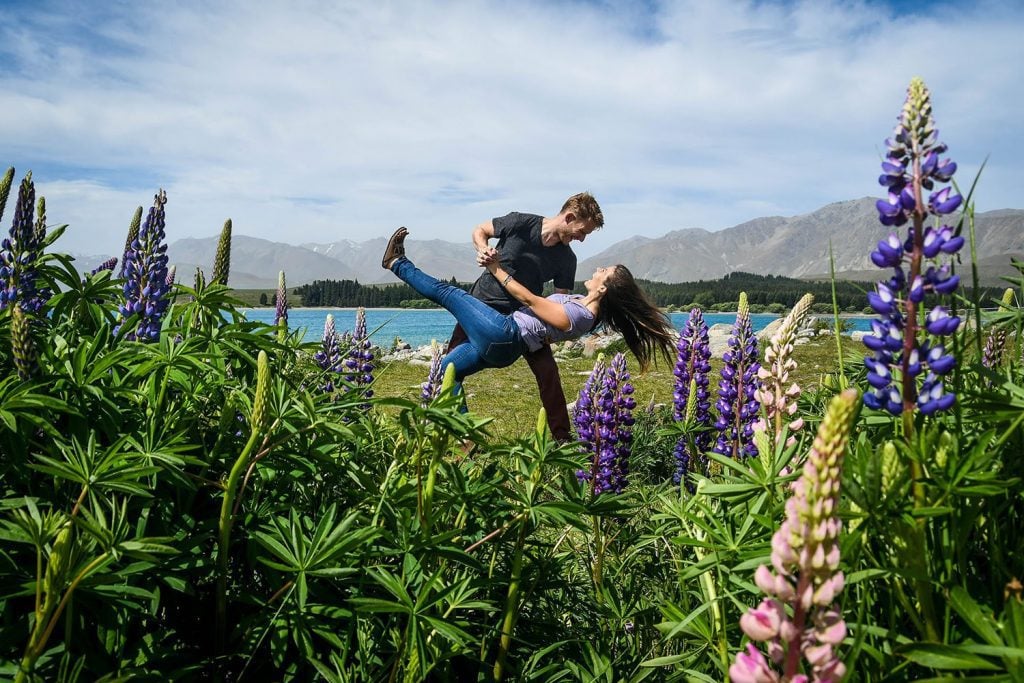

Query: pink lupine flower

[732,388,859,683]
[755,293,814,449]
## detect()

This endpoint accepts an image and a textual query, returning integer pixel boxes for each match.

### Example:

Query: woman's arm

[488,263,571,331]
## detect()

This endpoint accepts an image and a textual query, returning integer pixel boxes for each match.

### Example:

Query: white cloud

[1,0,1021,261]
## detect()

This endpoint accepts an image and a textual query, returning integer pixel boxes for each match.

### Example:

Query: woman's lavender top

[512,294,596,352]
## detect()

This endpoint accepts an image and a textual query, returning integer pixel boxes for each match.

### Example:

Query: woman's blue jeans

[391,258,524,388]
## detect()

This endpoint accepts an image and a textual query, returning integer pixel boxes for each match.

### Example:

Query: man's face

[562,216,599,244]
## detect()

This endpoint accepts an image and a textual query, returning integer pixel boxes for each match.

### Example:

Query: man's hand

[477,246,499,268]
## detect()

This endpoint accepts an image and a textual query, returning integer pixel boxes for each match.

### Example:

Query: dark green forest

[295,271,999,313]
[296,276,469,308]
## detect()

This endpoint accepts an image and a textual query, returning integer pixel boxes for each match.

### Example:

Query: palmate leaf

[251,505,377,608]
[0,374,78,437]
[31,434,161,499]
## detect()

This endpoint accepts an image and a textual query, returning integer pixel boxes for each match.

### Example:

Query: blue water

[243,308,874,348]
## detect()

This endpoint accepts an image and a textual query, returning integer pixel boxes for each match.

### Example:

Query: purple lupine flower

[314,314,344,393]
[116,191,170,342]
[0,172,47,313]
[90,257,119,276]
[731,389,858,683]
[755,294,814,450]
[420,341,444,406]
[714,293,761,459]
[574,353,636,495]
[165,264,176,287]
[574,356,605,466]
[673,307,713,483]
[343,307,375,401]
[863,78,963,416]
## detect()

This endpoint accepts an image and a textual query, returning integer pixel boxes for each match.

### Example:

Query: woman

[382,226,675,389]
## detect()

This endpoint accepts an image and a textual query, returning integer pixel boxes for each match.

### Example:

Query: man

[447,191,604,440]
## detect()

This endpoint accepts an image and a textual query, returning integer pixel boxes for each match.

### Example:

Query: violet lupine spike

[313,314,344,393]
[573,356,606,482]
[673,307,713,484]
[755,293,814,450]
[864,78,962,416]
[714,293,761,459]
[574,353,635,494]
[116,190,170,342]
[420,341,444,406]
[0,172,46,313]
[165,264,176,287]
[730,389,859,683]
[343,307,375,401]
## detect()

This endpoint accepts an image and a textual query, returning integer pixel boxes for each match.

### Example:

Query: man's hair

[560,192,604,228]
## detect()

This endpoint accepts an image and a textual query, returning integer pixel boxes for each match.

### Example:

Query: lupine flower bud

[251,350,270,434]
[275,270,288,337]
[119,206,143,278]
[715,293,761,459]
[90,257,119,277]
[982,288,1017,372]
[673,308,713,483]
[863,78,963,417]
[756,294,813,450]
[212,218,232,286]
[574,353,636,494]
[116,191,170,342]
[165,264,176,287]
[420,341,444,406]
[0,167,13,223]
[10,305,38,380]
[43,523,74,600]
[732,389,859,683]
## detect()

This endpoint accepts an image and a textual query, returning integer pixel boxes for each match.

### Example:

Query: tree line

[295,271,998,313]
[296,277,469,308]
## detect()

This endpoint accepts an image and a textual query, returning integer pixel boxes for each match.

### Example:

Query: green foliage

[0,174,1021,681]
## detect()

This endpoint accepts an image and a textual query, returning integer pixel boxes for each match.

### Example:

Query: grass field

[369,334,846,441]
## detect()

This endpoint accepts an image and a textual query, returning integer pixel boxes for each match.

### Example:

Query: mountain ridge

[74,198,1024,288]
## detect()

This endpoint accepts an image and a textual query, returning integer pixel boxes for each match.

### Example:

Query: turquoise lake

[242,308,873,348]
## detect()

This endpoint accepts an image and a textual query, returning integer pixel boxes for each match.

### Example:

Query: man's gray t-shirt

[468,212,577,314]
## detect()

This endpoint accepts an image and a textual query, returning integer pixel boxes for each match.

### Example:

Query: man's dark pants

[446,323,572,441]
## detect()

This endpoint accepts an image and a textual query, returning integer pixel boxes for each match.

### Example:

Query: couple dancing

[383,192,674,437]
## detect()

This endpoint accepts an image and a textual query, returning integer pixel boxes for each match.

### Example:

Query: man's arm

[472,220,497,264]
[486,261,571,331]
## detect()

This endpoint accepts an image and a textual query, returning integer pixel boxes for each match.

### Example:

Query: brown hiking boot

[382,227,409,269]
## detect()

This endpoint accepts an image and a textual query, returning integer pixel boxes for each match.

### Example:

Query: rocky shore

[380,317,864,366]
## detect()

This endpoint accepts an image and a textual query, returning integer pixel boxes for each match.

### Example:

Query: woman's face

[585,266,615,292]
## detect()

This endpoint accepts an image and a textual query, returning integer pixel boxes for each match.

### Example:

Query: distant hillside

[578,199,1024,284]
[70,199,1024,287]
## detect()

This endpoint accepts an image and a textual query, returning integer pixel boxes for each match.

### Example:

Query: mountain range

[82,198,1024,288]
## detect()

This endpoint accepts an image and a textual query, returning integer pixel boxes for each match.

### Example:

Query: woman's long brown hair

[594,265,675,371]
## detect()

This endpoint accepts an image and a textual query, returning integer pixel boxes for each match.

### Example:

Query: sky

[1,0,1022,260]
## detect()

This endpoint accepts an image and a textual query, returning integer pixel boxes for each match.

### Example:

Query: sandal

[382,227,409,269]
